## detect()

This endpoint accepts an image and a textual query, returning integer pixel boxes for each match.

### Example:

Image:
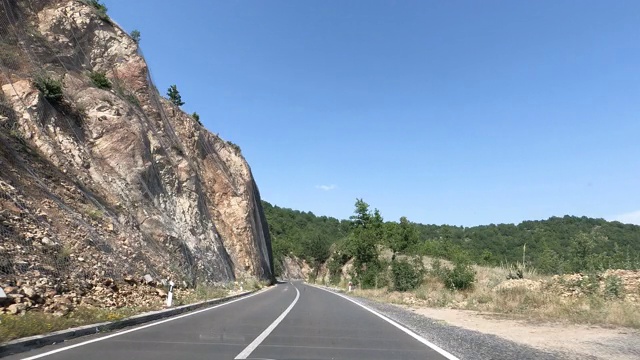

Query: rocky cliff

[0,0,274,313]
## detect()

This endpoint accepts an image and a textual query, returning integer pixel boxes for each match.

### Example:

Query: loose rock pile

[0,274,191,317]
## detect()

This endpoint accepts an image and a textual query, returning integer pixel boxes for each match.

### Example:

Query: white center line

[234,283,300,359]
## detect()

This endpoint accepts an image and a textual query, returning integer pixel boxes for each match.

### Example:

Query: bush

[34,76,63,103]
[192,112,202,126]
[353,261,387,289]
[604,275,623,299]
[442,262,476,290]
[227,141,241,154]
[86,0,108,20]
[391,259,422,292]
[89,71,111,89]
[576,274,600,296]
[327,256,346,285]
[125,93,139,107]
[506,263,524,280]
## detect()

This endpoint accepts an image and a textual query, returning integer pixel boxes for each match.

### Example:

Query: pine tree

[167,85,184,107]
[192,112,202,125]
[130,29,141,44]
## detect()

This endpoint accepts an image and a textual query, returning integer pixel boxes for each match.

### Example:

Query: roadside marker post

[348,281,353,292]
[166,281,175,307]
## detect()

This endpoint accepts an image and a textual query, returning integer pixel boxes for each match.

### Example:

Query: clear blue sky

[103,0,640,226]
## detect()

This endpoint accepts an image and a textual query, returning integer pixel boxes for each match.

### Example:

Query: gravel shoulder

[340,291,639,360]
[409,307,640,360]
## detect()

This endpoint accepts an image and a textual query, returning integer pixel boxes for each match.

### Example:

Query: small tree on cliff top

[167,85,185,107]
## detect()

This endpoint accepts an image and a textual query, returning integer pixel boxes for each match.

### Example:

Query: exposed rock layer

[0,0,274,314]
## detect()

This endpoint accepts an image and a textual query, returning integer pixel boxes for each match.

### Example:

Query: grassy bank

[0,306,153,343]
[336,263,640,329]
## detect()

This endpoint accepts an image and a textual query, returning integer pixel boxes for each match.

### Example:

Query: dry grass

[1,285,233,343]
[349,262,640,329]
[173,285,228,306]
[0,306,153,343]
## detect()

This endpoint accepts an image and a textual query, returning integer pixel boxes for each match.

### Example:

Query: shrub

[604,275,623,299]
[358,263,382,289]
[125,93,139,106]
[506,263,524,280]
[192,112,202,125]
[442,262,476,290]
[89,71,111,89]
[34,76,63,103]
[430,258,446,278]
[576,274,600,296]
[86,0,108,20]
[227,141,241,154]
[391,259,422,292]
[327,256,344,285]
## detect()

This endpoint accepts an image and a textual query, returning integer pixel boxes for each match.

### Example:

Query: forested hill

[261,201,351,274]
[262,200,640,275]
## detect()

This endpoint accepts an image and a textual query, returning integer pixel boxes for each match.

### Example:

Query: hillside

[0,0,273,316]
[263,200,640,275]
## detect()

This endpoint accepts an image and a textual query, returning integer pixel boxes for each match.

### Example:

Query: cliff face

[0,0,274,303]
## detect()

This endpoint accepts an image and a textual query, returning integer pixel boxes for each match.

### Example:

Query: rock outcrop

[0,0,273,314]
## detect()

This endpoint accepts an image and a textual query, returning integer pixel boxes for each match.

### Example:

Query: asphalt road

[4,281,455,360]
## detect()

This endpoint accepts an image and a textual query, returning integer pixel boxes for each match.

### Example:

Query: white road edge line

[20,288,273,360]
[234,283,300,359]
[309,284,460,360]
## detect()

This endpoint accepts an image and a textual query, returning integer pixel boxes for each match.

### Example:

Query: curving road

[4,281,456,360]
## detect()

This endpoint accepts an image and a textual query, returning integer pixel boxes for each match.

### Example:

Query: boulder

[7,303,26,315]
[123,275,137,285]
[22,286,37,299]
[142,274,155,286]
[156,288,167,298]
[41,237,57,247]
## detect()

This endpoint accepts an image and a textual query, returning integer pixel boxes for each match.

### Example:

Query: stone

[7,303,26,314]
[3,286,18,295]
[22,286,37,298]
[142,274,154,285]
[156,288,167,298]
[41,237,56,247]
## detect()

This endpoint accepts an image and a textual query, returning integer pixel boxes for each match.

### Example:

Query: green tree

[192,112,202,125]
[568,232,598,272]
[130,29,141,44]
[167,85,185,107]
[389,216,418,258]
[345,199,381,284]
[350,198,371,229]
[391,259,422,291]
[536,247,563,274]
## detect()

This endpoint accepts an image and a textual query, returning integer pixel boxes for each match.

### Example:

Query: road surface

[4,281,456,360]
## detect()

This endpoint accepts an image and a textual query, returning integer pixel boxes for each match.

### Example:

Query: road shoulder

[314,285,562,360]
[408,307,640,360]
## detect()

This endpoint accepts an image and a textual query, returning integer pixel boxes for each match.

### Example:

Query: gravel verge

[344,292,567,360]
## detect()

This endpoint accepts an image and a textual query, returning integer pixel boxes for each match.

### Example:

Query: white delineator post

[348,281,353,292]
[166,281,175,307]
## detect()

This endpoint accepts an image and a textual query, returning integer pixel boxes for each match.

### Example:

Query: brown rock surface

[0,0,273,315]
